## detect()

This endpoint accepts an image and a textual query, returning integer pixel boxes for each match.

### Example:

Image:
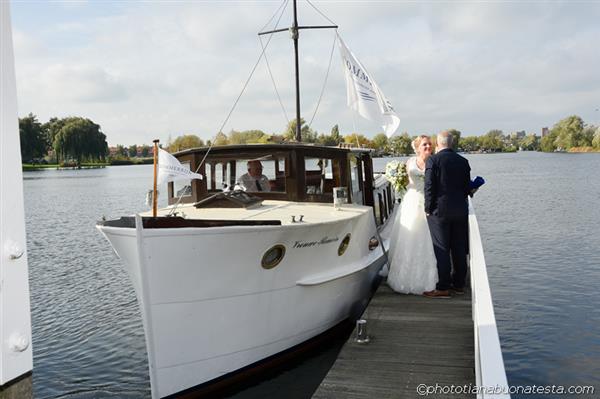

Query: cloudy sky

[10,0,600,146]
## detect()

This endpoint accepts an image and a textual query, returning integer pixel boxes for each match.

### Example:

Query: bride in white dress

[387,135,438,294]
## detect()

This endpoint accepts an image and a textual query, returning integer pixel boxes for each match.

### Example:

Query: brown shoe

[423,290,451,299]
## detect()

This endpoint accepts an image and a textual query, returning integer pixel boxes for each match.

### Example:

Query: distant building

[509,131,526,141]
[541,127,549,137]
[108,146,119,156]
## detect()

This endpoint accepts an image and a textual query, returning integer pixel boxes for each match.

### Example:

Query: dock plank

[312,283,475,398]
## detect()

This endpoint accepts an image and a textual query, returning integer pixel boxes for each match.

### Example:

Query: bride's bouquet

[384,160,409,196]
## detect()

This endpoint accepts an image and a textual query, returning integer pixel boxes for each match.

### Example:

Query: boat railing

[370,175,394,227]
[468,199,510,398]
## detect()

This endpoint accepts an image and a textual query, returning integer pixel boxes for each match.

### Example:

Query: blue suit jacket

[424,148,471,219]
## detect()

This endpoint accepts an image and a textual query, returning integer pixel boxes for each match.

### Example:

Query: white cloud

[11,1,600,145]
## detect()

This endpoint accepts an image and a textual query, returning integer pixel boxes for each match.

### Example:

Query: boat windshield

[205,155,287,193]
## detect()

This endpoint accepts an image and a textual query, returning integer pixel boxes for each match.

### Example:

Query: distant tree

[116,144,128,157]
[388,132,412,155]
[212,131,229,146]
[540,132,557,152]
[255,134,271,144]
[283,118,316,143]
[140,145,150,157]
[316,133,339,146]
[269,134,286,144]
[481,130,504,152]
[53,117,108,165]
[579,125,596,147]
[330,124,342,144]
[593,127,600,149]
[43,117,67,153]
[371,133,388,151]
[228,129,269,144]
[128,144,138,158]
[167,134,204,152]
[508,133,521,149]
[551,115,584,150]
[460,136,481,152]
[446,129,461,151]
[519,134,540,151]
[343,133,372,148]
[313,125,342,146]
[19,113,47,161]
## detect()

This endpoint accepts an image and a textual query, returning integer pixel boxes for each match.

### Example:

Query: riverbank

[568,146,600,153]
[22,158,153,171]
[22,163,107,171]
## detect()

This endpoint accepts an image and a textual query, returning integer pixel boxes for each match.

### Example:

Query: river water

[22,152,600,398]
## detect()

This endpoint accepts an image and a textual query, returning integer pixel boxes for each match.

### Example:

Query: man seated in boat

[237,160,271,192]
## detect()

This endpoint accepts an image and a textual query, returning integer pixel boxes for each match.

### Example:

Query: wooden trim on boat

[168,144,373,206]
[98,216,282,229]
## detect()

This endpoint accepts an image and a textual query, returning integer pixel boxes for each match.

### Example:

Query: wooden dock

[312,282,475,399]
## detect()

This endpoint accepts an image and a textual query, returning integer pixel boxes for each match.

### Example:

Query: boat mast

[292,0,301,142]
[258,0,337,142]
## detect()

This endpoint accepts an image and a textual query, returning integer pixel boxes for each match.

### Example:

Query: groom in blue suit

[424,131,471,298]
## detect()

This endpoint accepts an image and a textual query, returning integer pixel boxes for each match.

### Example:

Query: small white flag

[337,33,400,137]
[157,148,203,185]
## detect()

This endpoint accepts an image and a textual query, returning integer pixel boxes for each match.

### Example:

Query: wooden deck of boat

[312,282,475,399]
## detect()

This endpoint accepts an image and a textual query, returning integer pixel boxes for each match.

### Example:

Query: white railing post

[469,199,510,398]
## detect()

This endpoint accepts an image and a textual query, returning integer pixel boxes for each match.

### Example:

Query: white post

[0,0,34,386]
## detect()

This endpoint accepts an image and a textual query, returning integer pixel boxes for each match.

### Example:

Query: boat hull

[98,204,388,398]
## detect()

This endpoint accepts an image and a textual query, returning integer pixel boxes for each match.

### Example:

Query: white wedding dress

[387,157,438,294]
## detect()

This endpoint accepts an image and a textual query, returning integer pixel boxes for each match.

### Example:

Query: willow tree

[19,113,47,161]
[53,117,108,165]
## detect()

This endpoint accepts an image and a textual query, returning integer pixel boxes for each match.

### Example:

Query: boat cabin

[166,144,396,227]
[168,144,375,206]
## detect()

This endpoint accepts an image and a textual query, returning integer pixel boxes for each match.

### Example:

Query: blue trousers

[426,215,469,291]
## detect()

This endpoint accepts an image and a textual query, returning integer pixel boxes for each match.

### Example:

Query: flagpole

[152,139,159,217]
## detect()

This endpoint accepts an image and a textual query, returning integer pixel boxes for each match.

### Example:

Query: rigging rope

[167,0,289,216]
[306,0,337,26]
[307,30,338,131]
[259,35,290,126]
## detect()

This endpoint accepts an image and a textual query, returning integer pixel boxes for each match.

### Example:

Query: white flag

[157,148,203,185]
[337,33,400,137]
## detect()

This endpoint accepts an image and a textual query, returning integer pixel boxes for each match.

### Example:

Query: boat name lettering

[293,236,339,249]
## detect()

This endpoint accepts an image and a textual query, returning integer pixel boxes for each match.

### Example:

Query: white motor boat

[98,144,397,398]
[97,0,404,396]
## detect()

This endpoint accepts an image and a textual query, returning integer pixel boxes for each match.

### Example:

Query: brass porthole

[338,233,351,256]
[262,244,286,269]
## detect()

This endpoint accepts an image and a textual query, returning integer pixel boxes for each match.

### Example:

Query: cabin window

[349,155,364,204]
[232,157,286,193]
[304,157,341,196]
[173,161,193,198]
[206,161,232,192]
